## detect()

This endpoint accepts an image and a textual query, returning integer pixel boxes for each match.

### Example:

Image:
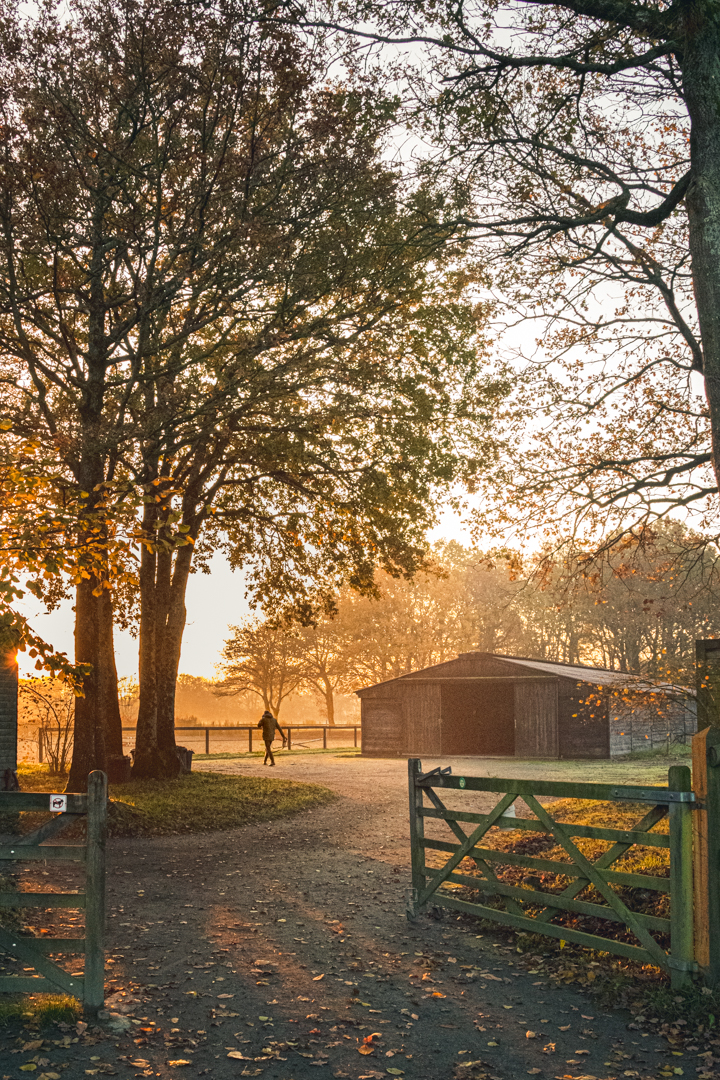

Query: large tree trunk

[322,678,336,726]
[66,212,123,790]
[157,543,194,763]
[67,575,123,791]
[683,6,720,498]
[133,535,162,777]
[133,534,195,779]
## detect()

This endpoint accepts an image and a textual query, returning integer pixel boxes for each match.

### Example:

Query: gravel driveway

[0,752,702,1080]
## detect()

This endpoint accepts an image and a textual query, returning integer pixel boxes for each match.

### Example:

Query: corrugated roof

[467,652,691,695]
[356,651,692,695]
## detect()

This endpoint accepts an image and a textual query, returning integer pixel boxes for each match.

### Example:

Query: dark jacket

[258,713,284,741]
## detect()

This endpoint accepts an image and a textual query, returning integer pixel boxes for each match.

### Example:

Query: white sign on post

[49,794,67,813]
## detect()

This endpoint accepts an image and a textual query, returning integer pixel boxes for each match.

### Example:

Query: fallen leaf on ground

[20,1067,37,1073]
[526,1032,537,1039]
[313,974,325,981]
[227,1052,251,1060]
[558,1025,571,1031]
[166,1062,192,1067]
[431,992,446,998]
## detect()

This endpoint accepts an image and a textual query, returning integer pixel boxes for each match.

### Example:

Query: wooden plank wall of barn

[360,693,405,756]
[514,679,559,758]
[558,680,610,758]
[402,682,442,756]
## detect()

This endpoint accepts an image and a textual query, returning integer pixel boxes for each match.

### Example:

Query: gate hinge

[609,787,697,804]
[667,957,698,972]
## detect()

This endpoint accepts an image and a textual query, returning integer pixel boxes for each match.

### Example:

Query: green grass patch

[109,770,335,836]
[17,764,335,837]
[16,764,66,792]
[195,746,361,761]
[621,743,692,761]
[0,993,80,1026]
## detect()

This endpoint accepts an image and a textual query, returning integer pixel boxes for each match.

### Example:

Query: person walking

[258,710,286,766]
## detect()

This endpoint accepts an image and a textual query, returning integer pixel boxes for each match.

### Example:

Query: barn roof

[482,653,689,694]
[356,651,692,696]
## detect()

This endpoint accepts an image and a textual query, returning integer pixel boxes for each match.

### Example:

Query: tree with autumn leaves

[219,527,720,725]
[303,0,720,553]
[0,0,501,783]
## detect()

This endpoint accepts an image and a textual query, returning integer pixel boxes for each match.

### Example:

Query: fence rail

[0,770,106,1012]
[407,758,696,987]
[33,725,361,763]
[120,724,361,756]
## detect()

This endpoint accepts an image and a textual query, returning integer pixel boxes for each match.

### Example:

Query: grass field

[16,764,336,837]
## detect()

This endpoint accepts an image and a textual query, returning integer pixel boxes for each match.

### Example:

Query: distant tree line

[219,524,720,723]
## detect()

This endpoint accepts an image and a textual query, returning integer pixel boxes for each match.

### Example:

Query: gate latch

[417,766,452,785]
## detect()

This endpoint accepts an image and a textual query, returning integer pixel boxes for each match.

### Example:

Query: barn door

[514,679,559,758]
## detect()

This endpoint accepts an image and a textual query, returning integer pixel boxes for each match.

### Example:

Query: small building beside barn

[356,652,696,759]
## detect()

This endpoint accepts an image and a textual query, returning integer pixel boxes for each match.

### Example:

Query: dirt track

[0,753,703,1080]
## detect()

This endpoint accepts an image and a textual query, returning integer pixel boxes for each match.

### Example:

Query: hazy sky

[17,506,471,681]
[17,550,252,681]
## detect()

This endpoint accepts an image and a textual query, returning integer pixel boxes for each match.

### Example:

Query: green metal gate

[407,759,696,988]
[0,770,107,1012]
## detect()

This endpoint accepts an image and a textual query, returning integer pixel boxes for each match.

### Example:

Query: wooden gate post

[84,770,107,1014]
[669,764,694,988]
[407,759,425,919]
[693,727,720,985]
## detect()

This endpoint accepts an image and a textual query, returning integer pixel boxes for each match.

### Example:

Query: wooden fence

[0,770,106,1012]
[408,757,696,988]
[121,724,361,756]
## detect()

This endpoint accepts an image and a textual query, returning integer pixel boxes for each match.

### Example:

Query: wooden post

[694,726,720,985]
[248,728,252,753]
[697,639,720,729]
[84,770,107,1014]
[407,759,425,919]
[668,764,694,988]
[354,727,358,747]
[322,728,327,750]
[693,728,710,976]
[287,728,292,751]
[205,728,210,755]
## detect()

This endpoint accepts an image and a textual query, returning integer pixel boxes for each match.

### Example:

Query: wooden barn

[356,651,696,759]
